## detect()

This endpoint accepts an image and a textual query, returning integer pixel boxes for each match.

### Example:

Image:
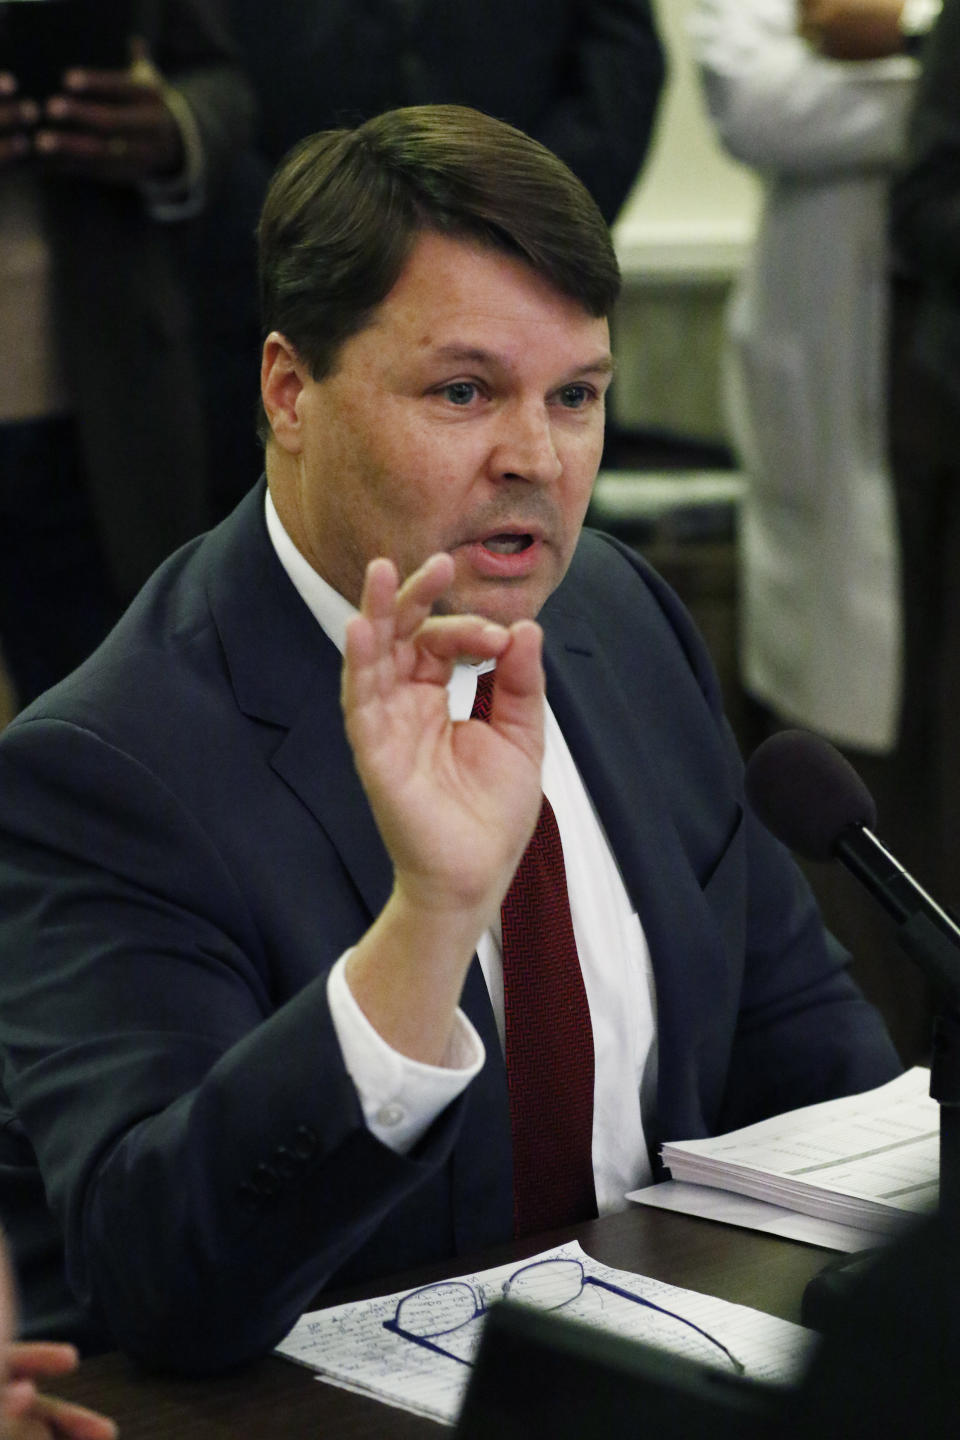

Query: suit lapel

[541,600,683,937]
[541,594,733,1144]
[206,484,394,919]
[270,667,395,920]
[204,487,507,1038]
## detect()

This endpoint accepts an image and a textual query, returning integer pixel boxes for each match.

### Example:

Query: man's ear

[261,332,309,453]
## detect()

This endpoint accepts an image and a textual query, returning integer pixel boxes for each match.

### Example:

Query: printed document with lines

[275,1241,815,1427]
[660,1067,937,1232]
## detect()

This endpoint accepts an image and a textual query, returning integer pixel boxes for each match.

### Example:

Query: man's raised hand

[343,553,544,919]
[341,554,546,1063]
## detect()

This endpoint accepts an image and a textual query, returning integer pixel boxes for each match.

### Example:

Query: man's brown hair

[257,104,620,438]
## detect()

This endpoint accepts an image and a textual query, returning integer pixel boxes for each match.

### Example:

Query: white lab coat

[687,0,916,751]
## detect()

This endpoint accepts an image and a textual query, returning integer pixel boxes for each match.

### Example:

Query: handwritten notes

[275,1241,815,1426]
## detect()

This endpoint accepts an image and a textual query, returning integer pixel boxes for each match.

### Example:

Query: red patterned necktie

[471,670,597,1236]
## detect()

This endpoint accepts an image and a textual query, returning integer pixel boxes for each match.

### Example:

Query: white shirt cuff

[327,951,485,1154]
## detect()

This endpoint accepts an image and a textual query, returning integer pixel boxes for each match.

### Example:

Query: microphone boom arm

[834,826,960,999]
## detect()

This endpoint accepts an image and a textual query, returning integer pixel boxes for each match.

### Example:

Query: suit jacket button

[375,1104,405,1129]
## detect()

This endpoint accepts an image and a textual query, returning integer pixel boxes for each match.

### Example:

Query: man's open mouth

[482,534,534,555]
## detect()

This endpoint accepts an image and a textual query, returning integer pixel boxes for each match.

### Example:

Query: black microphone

[744,728,960,995]
[746,727,960,1224]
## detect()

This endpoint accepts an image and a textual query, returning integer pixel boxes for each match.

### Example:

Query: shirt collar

[264,488,490,718]
[264,486,356,656]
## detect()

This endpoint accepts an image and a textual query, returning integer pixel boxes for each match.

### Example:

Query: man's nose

[490,404,563,485]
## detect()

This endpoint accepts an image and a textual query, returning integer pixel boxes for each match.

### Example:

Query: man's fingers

[35,127,140,159]
[59,65,146,101]
[45,93,169,133]
[357,556,401,626]
[410,616,544,734]
[0,93,37,162]
[0,95,33,125]
[8,1341,80,1378]
[490,620,544,700]
[479,620,545,738]
[0,134,30,164]
[358,553,455,629]
[343,561,401,714]
[392,553,455,638]
[4,1390,119,1440]
[2,1376,38,1418]
[346,555,540,726]
[350,553,540,678]
[409,616,511,672]
[345,611,510,707]
[35,68,181,181]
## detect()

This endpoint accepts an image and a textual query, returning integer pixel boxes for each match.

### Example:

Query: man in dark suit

[196,0,667,517]
[0,105,900,1375]
[227,0,665,226]
[886,0,960,941]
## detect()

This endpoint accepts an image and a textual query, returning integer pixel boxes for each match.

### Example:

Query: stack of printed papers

[659,1068,938,1234]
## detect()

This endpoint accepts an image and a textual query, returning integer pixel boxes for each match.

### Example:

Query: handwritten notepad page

[275,1241,815,1427]
[661,1067,938,1232]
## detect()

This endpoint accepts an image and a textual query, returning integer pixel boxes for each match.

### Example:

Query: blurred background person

[687,0,930,1061]
[688,0,916,757]
[188,0,669,506]
[0,0,254,711]
[227,0,666,227]
[887,1,960,947]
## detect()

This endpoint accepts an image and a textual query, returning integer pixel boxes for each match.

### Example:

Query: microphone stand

[801,888,960,1330]
[895,912,960,1222]
[832,826,960,1221]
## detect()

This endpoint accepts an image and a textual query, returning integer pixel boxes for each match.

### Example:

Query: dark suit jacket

[227,0,665,224]
[0,483,899,1372]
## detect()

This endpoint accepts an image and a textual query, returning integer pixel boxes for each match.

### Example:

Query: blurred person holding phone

[2,0,185,180]
[0,0,254,709]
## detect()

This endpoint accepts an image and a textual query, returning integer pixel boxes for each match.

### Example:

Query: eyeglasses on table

[383,1255,746,1374]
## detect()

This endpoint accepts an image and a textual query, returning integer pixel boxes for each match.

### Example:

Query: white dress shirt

[265,491,657,1211]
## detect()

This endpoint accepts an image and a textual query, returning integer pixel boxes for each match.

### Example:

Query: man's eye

[441,382,479,406]
[558,384,592,409]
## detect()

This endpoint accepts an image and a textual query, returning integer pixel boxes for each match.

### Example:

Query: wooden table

[46,1206,835,1438]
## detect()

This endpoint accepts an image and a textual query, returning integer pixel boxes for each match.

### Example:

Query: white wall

[614,0,760,277]
[610,0,760,440]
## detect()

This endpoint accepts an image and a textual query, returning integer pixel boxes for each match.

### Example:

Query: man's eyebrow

[430,345,499,366]
[429,344,617,378]
[571,354,617,379]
